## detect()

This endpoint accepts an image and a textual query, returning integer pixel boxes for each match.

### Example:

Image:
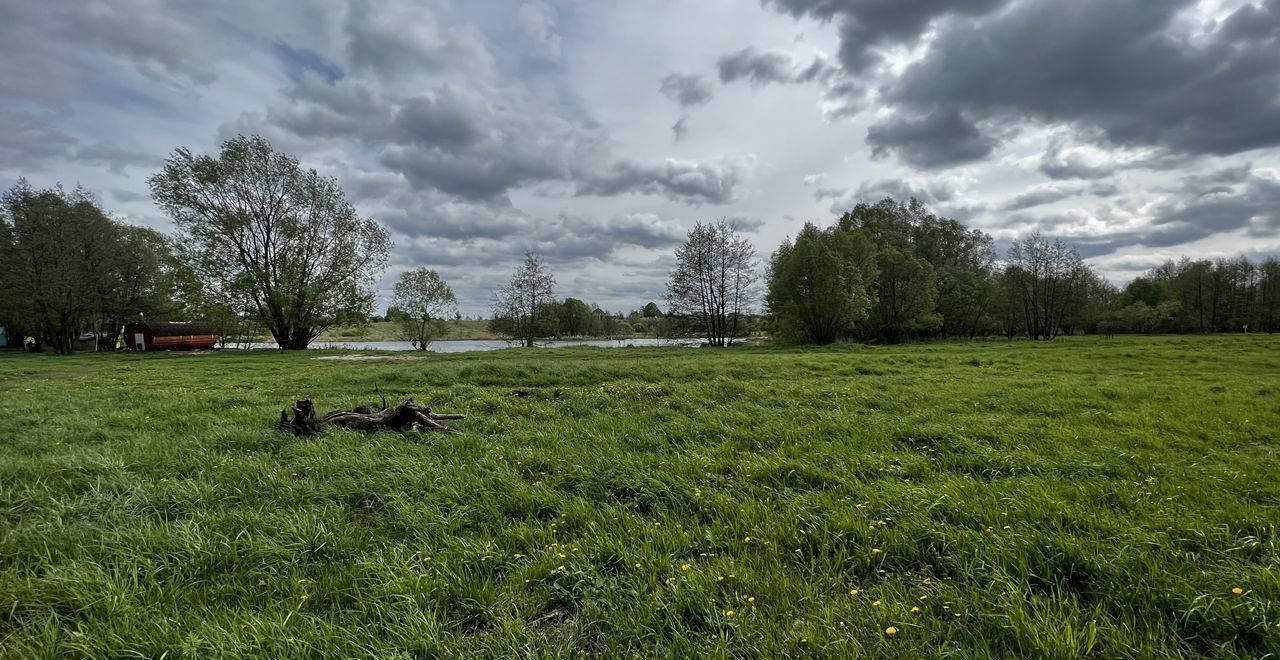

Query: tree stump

[279,396,464,436]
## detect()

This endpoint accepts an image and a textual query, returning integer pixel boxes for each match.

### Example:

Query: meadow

[0,336,1277,658]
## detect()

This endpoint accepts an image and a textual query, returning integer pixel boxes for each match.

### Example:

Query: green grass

[0,336,1277,658]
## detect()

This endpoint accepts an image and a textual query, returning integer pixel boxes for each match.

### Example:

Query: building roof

[126,321,218,337]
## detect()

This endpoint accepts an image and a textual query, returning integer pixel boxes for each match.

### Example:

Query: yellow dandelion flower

[911,606,921,614]
[680,563,692,571]
[747,596,755,604]
[871,548,882,554]
[744,536,751,543]
[557,565,565,571]
[872,600,882,607]
[919,595,928,601]
[849,589,860,596]
[634,563,642,568]
[1232,587,1245,595]
[725,610,735,617]
[885,626,898,637]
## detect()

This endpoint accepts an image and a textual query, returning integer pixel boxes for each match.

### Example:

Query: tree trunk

[279,397,465,436]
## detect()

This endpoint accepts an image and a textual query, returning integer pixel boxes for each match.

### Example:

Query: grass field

[0,336,1277,658]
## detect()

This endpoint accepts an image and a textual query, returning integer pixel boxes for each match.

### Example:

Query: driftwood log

[279,396,465,437]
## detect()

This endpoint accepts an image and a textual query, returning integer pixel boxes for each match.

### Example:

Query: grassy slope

[0,337,1277,658]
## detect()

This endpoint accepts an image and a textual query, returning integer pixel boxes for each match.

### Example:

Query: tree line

[2,135,1275,353]
[763,198,1278,343]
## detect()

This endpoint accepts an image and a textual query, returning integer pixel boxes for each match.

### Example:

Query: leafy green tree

[149,135,391,350]
[391,268,457,350]
[1,182,120,353]
[1257,258,1280,333]
[559,298,592,336]
[766,223,874,344]
[873,247,940,343]
[935,266,995,338]
[93,225,187,349]
[837,197,989,341]
[642,302,662,318]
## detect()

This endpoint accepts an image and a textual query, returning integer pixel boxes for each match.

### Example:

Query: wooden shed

[123,321,220,351]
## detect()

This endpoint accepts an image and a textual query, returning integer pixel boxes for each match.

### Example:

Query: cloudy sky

[2,0,1278,314]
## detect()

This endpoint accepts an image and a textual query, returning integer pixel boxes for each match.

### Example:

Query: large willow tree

[149,135,391,349]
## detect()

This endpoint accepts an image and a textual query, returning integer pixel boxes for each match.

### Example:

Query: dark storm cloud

[716,47,839,89]
[717,48,796,84]
[527,213,687,263]
[393,92,487,151]
[725,215,767,233]
[997,182,1119,212]
[248,39,744,206]
[385,200,685,266]
[758,0,1280,170]
[885,0,1280,165]
[671,116,690,142]
[577,159,743,205]
[1038,140,1118,180]
[855,178,956,204]
[762,0,1006,72]
[343,0,486,78]
[659,73,713,107]
[266,74,390,141]
[822,177,962,215]
[382,144,570,201]
[1012,168,1280,258]
[66,1,223,85]
[362,85,609,201]
[1148,171,1280,241]
[865,108,996,169]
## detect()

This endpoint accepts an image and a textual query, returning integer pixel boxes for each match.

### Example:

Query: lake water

[234,338,703,353]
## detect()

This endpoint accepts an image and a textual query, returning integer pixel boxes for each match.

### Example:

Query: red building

[123,321,220,351]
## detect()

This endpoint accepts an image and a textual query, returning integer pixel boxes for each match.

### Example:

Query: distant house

[123,321,220,351]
